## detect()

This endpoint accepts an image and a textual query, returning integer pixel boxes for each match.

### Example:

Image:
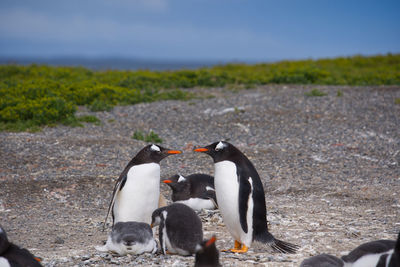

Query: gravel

[1,85,399,266]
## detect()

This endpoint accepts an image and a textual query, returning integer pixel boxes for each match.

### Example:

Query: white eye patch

[206,186,215,191]
[177,175,186,183]
[215,141,225,151]
[150,144,161,152]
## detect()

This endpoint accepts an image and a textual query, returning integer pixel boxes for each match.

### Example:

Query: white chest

[214,161,254,246]
[214,161,242,238]
[114,163,160,224]
[176,198,216,211]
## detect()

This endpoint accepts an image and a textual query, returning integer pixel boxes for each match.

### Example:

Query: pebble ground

[1,85,399,266]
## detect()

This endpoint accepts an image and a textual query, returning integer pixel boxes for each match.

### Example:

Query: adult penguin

[104,144,181,228]
[194,141,298,253]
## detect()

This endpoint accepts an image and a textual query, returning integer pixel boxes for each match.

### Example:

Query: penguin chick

[151,203,203,256]
[194,235,222,267]
[103,144,181,228]
[342,232,399,267]
[300,253,344,267]
[194,141,298,254]
[163,173,217,211]
[96,222,157,256]
[0,225,43,267]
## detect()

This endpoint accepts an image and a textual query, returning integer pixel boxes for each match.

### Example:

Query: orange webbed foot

[222,241,249,253]
[229,244,249,253]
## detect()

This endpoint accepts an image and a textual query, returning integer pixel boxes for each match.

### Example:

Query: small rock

[54,236,64,244]
[81,255,91,261]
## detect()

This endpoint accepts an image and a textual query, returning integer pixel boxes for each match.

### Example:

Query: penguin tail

[255,231,299,254]
[270,238,298,254]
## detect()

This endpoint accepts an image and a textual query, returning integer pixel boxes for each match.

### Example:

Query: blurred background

[0,0,399,70]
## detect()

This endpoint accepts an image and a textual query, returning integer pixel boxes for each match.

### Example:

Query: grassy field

[1,54,399,131]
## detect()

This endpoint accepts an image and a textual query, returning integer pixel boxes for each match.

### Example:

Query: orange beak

[205,236,217,247]
[163,180,172,184]
[194,147,208,152]
[167,150,182,154]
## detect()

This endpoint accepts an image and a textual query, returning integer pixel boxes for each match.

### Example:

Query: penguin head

[150,207,167,227]
[195,235,220,266]
[163,174,189,190]
[194,141,237,163]
[134,144,182,164]
[0,225,10,254]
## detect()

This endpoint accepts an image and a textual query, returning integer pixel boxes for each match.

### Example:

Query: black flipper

[103,173,127,230]
[159,217,166,255]
[238,172,251,234]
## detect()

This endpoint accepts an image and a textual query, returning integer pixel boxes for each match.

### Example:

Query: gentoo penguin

[96,221,157,255]
[0,225,43,267]
[104,144,181,228]
[194,235,222,267]
[300,253,344,267]
[151,203,203,256]
[163,173,217,211]
[194,141,298,253]
[341,232,399,267]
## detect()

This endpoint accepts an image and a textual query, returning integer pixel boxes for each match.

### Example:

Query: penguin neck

[171,183,191,201]
[124,162,161,194]
[126,163,160,181]
[214,160,238,183]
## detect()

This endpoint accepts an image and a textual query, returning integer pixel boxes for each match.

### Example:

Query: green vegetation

[132,130,163,143]
[1,54,399,131]
[305,89,328,97]
[395,98,400,105]
[61,114,101,127]
[336,90,343,97]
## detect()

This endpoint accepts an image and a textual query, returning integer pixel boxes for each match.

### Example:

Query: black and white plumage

[194,141,298,254]
[96,222,157,255]
[104,144,181,228]
[151,203,203,256]
[163,173,217,211]
[342,232,399,267]
[300,253,344,267]
[194,236,221,267]
[387,232,400,267]
[0,225,43,267]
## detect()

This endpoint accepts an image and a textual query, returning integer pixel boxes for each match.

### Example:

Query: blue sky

[0,0,399,62]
